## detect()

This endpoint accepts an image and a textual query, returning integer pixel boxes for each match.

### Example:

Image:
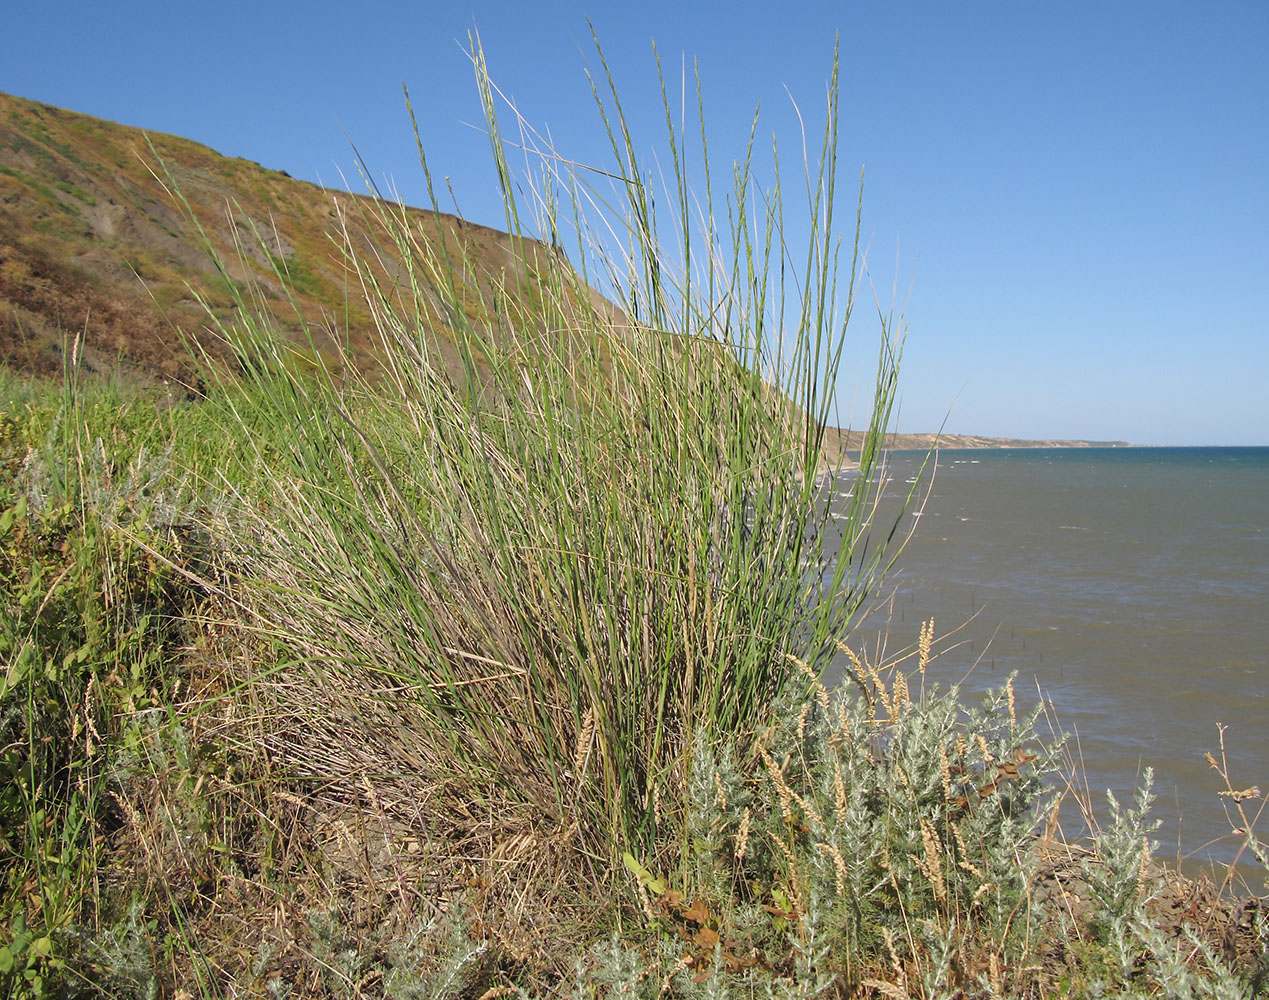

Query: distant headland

[826,428,1130,458]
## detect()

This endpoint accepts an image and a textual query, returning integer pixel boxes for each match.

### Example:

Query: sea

[825,447,1269,871]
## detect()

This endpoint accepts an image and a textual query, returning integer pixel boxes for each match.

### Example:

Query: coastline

[819,429,1133,474]
[830,427,1133,453]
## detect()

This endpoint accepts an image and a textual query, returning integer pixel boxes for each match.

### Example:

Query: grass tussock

[178,32,909,874]
[1,33,1265,999]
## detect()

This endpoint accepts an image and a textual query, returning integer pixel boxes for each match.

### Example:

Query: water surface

[829,447,1268,868]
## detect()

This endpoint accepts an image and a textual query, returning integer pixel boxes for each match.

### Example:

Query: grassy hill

[0,90,603,393]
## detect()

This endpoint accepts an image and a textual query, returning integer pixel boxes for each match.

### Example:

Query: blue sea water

[829,447,1269,869]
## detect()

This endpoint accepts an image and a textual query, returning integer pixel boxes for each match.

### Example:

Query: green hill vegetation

[1,39,1264,999]
[0,88,603,395]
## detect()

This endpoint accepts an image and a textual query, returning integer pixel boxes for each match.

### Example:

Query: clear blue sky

[5,2,1266,444]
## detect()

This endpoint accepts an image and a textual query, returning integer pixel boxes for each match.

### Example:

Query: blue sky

[5,2,1266,444]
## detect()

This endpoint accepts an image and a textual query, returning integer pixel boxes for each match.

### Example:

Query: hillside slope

[0,91,589,391]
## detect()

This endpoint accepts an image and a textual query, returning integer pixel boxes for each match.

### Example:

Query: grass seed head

[833,760,848,826]
[816,840,848,898]
[734,806,751,862]
[917,818,947,903]
[939,743,953,801]
[918,616,933,675]
[574,706,595,787]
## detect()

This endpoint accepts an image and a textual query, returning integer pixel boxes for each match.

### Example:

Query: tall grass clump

[180,35,910,888]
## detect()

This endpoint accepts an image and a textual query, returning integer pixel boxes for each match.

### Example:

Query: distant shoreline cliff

[877,432,1131,450]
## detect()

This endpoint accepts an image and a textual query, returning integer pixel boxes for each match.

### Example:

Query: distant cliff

[818,429,1131,465]
[878,432,1129,450]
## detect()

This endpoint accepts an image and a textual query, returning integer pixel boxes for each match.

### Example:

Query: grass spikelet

[475,988,518,1000]
[917,818,947,904]
[1136,836,1153,899]
[989,952,1003,998]
[918,616,933,675]
[763,742,822,832]
[862,979,909,1000]
[835,641,870,706]
[952,822,985,879]
[574,706,596,787]
[762,749,796,829]
[734,807,751,862]
[868,662,894,721]
[938,742,953,802]
[636,878,657,922]
[816,840,848,898]
[892,670,910,713]
[82,684,99,759]
[832,760,848,826]
[836,699,852,746]
[882,926,905,986]
[798,792,824,834]
[1006,676,1016,730]
[660,954,692,995]
[786,652,831,715]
